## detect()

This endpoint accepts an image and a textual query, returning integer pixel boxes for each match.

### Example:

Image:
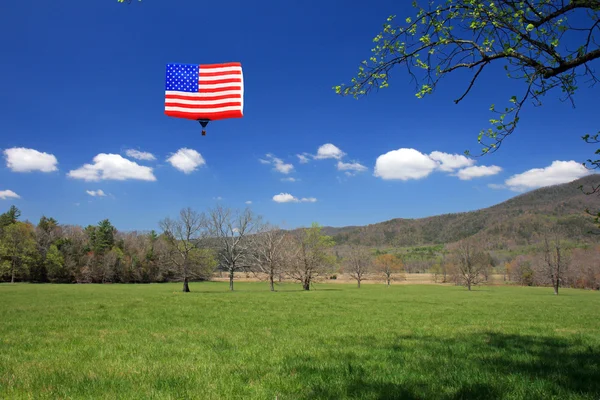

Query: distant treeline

[0,205,339,292]
[0,205,177,284]
[1,205,599,293]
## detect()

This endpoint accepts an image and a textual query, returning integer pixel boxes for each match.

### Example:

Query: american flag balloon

[164,62,244,122]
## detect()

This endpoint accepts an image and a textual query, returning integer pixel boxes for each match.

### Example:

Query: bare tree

[286,223,335,291]
[509,254,535,286]
[569,245,600,290]
[250,223,288,291]
[502,259,510,282]
[481,252,494,282]
[60,225,88,283]
[121,232,146,283]
[374,254,404,286]
[440,252,448,283]
[453,239,489,291]
[430,262,442,283]
[345,245,372,288]
[540,226,570,295]
[100,247,122,283]
[207,206,259,291]
[159,207,213,292]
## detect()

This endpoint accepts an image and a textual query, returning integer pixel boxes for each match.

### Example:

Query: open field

[1,283,599,399]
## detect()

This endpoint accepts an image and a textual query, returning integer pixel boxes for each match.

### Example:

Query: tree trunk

[11,261,15,284]
[555,247,561,295]
[302,278,310,291]
[467,280,472,291]
[269,273,275,292]
[182,277,190,292]
[229,270,234,291]
[386,276,390,286]
[357,279,361,289]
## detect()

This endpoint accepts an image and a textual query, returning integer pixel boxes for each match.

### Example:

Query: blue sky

[0,0,598,231]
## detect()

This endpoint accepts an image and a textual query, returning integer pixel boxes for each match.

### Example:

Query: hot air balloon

[164,62,244,136]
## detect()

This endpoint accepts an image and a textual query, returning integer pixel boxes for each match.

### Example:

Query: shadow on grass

[276,332,600,399]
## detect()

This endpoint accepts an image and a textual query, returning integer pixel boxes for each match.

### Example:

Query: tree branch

[542,48,600,78]
[454,62,488,104]
[525,1,600,28]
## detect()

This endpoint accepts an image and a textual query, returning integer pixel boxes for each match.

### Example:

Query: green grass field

[1,282,599,399]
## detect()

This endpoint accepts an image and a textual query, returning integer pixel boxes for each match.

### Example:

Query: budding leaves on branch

[334,0,600,156]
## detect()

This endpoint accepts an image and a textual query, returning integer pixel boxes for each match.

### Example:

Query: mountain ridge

[319,175,600,248]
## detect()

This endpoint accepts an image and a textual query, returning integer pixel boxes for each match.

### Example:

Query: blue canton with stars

[165,63,199,92]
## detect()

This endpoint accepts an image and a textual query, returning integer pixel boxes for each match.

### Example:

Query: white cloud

[273,159,294,174]
[505,160,591,192]
[68,154,156,182]
[297,153,311,164]
[167,148,206,174]
[272,193,317,203]
[86,189,106,197]
[125,149,156,161]
[273,193,296,203]
[281,177,298,182]
[4,147,58,173]
[0,190,20,200]
[337,161,368,173]
[314,143,345,160]
[374,148,438,180]
[374,147,503,182]
[487,183,506,190]
[456,165,502,180]
[429,151,475,172]
[260,154,294,174]
[214,196,223,200]
[245,200,252,204]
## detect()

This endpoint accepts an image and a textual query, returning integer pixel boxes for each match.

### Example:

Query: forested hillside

[325,175,600,248]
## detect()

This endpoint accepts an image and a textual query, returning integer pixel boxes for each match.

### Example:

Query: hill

[324,175,600,249]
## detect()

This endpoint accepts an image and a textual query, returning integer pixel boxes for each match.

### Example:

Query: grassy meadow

[1,282,599,399]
